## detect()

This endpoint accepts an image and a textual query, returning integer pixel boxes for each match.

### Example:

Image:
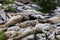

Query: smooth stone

[7,26,20,31]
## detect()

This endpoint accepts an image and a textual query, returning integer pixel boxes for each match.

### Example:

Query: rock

[19,20,36,28]
[23,5,32,10]
[0,28,7,31]
[17,6,24,11]
[1,15,23,27]
[21,38,28,40]
[39,38,46,40]
[7,38,14,40]
[4,31,18,38]
[35,23,52,33]
[54,7,60,15]
[47,15,60,23]
[37,34,45,39]
[25,34,34,40]
[28,4,41,10]
[14,1,25,6]
[14,27,36,39]
[56,35,60,40]
[18,28,27,33]
[0,10,7,21]
[0,3,2,7]
[15,0,32,4]
[54,23,60,27]
[7,26,20,31]
[42,15,60,23]
[20,10,41,15]
[0,20,4,24]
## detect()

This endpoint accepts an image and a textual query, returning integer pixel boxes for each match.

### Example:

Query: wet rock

[7,26,20,31]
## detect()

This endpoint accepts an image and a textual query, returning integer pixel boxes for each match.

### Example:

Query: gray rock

[54,7,60,15]
[0,10,7,21]
[17,6,24,11]
[35,23,52,33]
[18,28,27,33]
[54,23,60,27]
[25,34,34,40]
[7,26,20,31]
[0,20,4,24]
[23,5,32,10]
[0,3,2,7]
[39,38,46,40]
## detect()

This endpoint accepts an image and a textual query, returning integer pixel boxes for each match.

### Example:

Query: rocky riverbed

[0,0,60,40]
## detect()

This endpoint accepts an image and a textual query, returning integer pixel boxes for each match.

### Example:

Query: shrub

[32,0,57,14]
[0,31,6,40]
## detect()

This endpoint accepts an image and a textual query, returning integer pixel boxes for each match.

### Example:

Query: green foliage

[32,0,57,13]
[8,6,17,12]
[0,31,6,40]
[11,0,14,4]
[1,0,17,12]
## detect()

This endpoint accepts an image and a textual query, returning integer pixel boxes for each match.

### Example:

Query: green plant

[0,31,6,40]
[32,0,57,14]
[8,6,17,12]
[2,0,17,12]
